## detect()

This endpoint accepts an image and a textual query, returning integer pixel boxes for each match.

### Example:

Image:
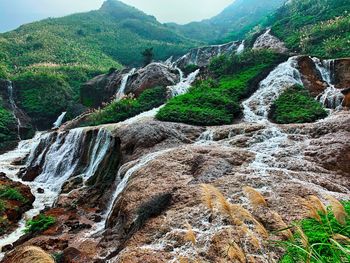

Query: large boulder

[125,63,179,97]
[334,59,350,89]
[253,29,288,53]
[2,246,54,263]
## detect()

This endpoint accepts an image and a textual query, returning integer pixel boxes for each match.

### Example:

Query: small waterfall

[236,41,245,54]
[7,82,22,139]
[168,69,200,97]
[52,112,67,129]
[115,68,136,101]
[196,129,214,144]
[242,56,302,123]
[312,58,344,109]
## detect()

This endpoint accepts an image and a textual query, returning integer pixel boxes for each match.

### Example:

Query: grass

[0,187,26,203]
[270,85,328,124]
[279,199,350,263]
[82,86,167,126]
[157,50,286,126]
[24,214,56,234]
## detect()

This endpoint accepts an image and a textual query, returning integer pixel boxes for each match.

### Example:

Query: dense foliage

[13,71,75,127]
[0,98,17,148]
[24,214,56,234]
[270,85,328,124]
[280,201,350,263]
[83,86,167,126]
[157,50,286,126]
[267,0,350,58]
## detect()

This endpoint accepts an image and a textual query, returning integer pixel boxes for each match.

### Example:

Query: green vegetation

[0,98,17,149]
[0,187,26,203]
[24,214,56,234]
[157,50,286,126]
[267,0,350,58]
[0,0,196,69]
[141,48,154,66]
[270,85,328,124]
[279,201,350,263]
[82,86,167,126]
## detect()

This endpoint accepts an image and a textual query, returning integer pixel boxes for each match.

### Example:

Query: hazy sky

[0,0,233,33]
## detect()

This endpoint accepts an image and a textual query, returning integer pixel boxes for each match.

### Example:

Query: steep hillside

[167,0,285,43]
[0,0,198,69]
[266,0,350,58]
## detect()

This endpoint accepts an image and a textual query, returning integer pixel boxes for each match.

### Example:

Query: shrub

[83,86,167,126]
[24,214,56,234]
[0,187,26,203]
[279,201,350,263]
[270,85,328,124]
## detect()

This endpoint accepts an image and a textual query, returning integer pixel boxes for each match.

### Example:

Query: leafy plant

[24,214,56,234]
[270,85,328,124]
[0,187,26,203]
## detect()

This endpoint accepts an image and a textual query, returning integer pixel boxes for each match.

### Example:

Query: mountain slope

[167,0,285,43]
[0,0,198,69]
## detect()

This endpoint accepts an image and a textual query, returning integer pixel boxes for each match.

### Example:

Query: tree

[141,48,154,66]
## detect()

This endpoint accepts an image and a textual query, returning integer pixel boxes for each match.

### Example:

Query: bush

[83,86,167,126]
[0,187,26,203]
[0,101,17,147]
[270,85,328,124]
[24,214,56,234]
[279,201,350,263]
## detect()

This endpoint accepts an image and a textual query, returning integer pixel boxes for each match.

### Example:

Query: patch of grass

[82,86,167,126]
[0,187,26,203]
[279,201,350,263]
[270,85,328,124]
[24,214,56,234]
[0,200,5,213]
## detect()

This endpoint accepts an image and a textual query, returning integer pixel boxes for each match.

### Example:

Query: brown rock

[2,246,54,263]
[298,56,326,96]
[334,59,350,89]
[62,247,91,263]
[20,165,42,182]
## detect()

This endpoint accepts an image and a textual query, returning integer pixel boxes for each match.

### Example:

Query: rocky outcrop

[175,41,242,68]
[2,246,54,263]
[342,88,350,107]
[125,63,179,97]
[0,173,35,238]
[334,59,350,89]
[253,29,288,53]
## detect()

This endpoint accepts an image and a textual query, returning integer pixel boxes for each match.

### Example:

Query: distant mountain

[167,0,285,43]
[0,0,198,69]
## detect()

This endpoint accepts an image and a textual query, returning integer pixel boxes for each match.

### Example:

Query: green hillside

[167,0,285,43]
[0,0,198,71]
[266,0,350,58]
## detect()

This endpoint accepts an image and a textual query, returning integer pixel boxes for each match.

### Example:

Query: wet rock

[342,88,350,107]
[1,244,13,253]
[62,247,91,263]
[20,165,42,181]
[37,188,45,194]
[2,246,55,263]
[10,157,26,166]
[125,63,179,97]
[253,29,288,53]
[334,59,350,89]
[61,176,83,194]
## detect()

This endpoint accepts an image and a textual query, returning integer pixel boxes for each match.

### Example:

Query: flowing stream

[7,82,22,139]
[115,68,136,101]
[52,112,67,129]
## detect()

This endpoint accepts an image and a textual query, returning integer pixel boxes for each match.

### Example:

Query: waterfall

[7,82,22,139]
[115,68,136,101]
[168,69,200,97]
[236,41,245,54]
[312,58,344,109]
[242,56,302,123]
[196,129,214,143]
[52,112,67,129]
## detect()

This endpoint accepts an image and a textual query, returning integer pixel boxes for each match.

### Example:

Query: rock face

[334,59,350,89]
[253,29,288,53]
[125,63,179,97]
[175,41,242,68]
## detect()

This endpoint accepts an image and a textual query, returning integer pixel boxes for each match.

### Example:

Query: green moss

[270,85,328,124]
[83,86,167,126]
[24,214,56,234]
[279,201,350,263]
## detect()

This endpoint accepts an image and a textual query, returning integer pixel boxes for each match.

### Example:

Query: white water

[52,112,67,129]
[312,58,344,109]
[7,82,22,139]
[236,41,245,54]
[168,69,200,97]
[115,68,136,101]
[242,56,302,123]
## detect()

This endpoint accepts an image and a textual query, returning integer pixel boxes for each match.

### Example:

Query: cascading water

[312,57,344,109]
[7,82,22,139]
[236,41,245,54]
[115,68,136,101]
[242,56,302,123]
[52,112,67,129]
[168,69,200,97]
